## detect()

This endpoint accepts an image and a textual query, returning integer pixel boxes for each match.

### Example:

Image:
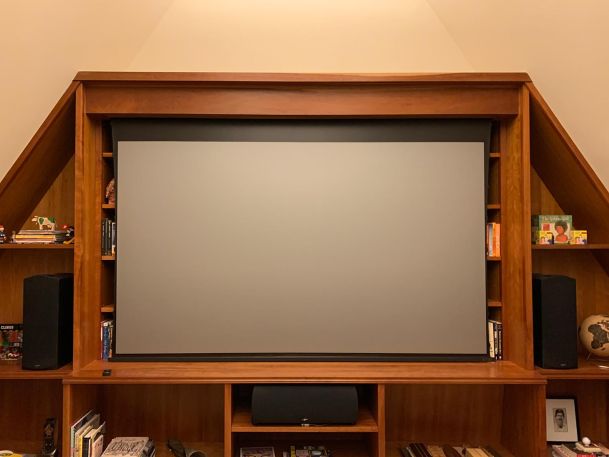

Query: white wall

[1,0,608,183]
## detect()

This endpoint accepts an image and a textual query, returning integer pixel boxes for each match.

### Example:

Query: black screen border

[110,118,492,362]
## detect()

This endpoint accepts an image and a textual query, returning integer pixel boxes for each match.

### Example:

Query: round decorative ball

[579,314,609,357]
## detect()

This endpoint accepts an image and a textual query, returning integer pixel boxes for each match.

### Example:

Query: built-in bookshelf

[2,73,609,457]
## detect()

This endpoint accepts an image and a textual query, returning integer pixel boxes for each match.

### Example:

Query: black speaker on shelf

[532,274,578,369]
[251,385,359,425]
[22,273,73,370]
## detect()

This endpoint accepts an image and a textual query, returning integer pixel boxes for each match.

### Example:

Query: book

[488,320,503,360]
[0,323,23,360]
[532,215,572,244]
[70,410,95,457]
[551,444,595,457]
[101,320,114,360]
[400,447,416,457]
[486,223,501,257]
[102,437,154,457]
[425,445,446,457]
[75,413,100,457]
[570,230,588,245]
[240,447,275,457]
[288,446,329,457]
[82,422,105,457]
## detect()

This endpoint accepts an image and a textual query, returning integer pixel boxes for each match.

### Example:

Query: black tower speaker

[22,273,73,370]
[533,274,578,369]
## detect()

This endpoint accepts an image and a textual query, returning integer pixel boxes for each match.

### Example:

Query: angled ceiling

[1,0,608,184]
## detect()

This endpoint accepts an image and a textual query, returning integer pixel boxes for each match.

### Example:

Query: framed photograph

[546,398,579,442]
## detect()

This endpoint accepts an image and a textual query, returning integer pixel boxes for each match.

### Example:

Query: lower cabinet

[60,382,548,457]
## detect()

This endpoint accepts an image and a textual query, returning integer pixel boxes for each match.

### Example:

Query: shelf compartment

[232,406,378,433]
[64,384,224,457]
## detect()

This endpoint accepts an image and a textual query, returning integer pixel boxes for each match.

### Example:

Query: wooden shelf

[532,243,609,250]
[0,362,72,380]
[487,203,501,210]
[101,304,115,313]
[102,203,115,209]
[67,360,544,384]
[487,256,501,261]
[489,152,501,158]
[0,243,73,250]
[537,357,609,380]
[102,152,113,158]
[102,254,116,261]
[487,299,502,308]
[232,407,378,433]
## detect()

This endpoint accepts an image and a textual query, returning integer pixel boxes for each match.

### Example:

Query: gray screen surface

[115,141,487,356]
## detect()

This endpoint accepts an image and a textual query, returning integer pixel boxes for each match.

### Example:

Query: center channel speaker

[532,274,578,369]
[251,385,358,425]
[22,273,73,370]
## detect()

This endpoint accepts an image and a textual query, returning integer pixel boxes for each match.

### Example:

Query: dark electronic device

[22,273,73,370]
[251,385,359,425]
[532,274,578,369]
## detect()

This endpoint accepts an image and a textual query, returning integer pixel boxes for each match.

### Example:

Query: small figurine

[42,417,56,456]
[106,178,116,205]
[0,225,6,244]
[62,225,75,244]
[32,215,56,231]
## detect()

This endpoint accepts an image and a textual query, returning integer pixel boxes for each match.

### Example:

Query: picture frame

[546,397,579,443]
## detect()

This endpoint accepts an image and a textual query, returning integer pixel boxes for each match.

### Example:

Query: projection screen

[112,120,490,360]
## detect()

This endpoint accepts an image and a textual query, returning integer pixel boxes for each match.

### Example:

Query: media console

[0,73,608,457]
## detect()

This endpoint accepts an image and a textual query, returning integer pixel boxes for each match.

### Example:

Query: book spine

[495,223,501,257]
[101,219,106,255]
[111,221,116,256]
[493,321,499,360]
[496,320,503,360]
[488,321,495,359]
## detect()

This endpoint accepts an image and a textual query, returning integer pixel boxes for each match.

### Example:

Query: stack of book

[102,218,116,256]
[486,223,501,257]
[240,446,331,457]
[70,410,106,457]
[488,319,503,360]
[551,441,609,457]
[401,443,505,456]
[13,229,70,244]
[102,437,155,457]
[101,320,114,360]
